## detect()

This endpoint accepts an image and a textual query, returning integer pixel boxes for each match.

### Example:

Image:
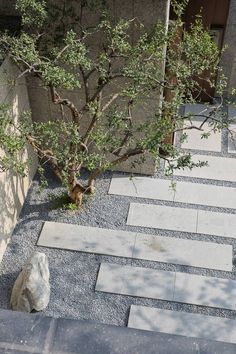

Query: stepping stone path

[228,106,236,153]
[228,124,236,153]
[37,104,236,344]
[127,203,236,239]
[181,104,222,152]
[109,176,236,209]
[174,154,236,181]
[128,306,236,344]
[38,222,232,271]
[96,263,236,310]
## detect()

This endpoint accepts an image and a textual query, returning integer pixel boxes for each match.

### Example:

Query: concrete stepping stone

[96,263,236,310]
[37,222,232,271]
[127,203,236,239]
[228,124,236,153]
[181,124,221,152]
[128,306,236,344]
[38,222,135,258]
[133,233,232,271]
[127,204,198,233]
[109,177,175,201]
[109,176,236,209]
[228,106,236,121]
[173,154,236,182]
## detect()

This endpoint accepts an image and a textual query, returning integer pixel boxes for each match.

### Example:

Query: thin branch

[80,65,90,102]
[87,147,144,189]
[49,85,81,124]
[101,93,119,113]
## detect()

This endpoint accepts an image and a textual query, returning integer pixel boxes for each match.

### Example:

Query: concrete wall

[0,58,37,262]
[27,0,170,175]
[220,0,236,94]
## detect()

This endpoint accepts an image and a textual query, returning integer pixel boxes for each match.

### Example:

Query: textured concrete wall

[0,58,37,262]
[220,0,236,94]
[27,0,170,175]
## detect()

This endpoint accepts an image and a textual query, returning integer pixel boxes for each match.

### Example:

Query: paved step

[127,204,198,233]
[228,106,236,120]
[127,203,236,239]
[37,222,232,271]
[181,104,221,152]
[109,176,236,209]
[173,154,236,182]
[181,104,222,152]
[96,263,236,310]
[109,177,174,202]
[38,222,135,258]
[128,306,236,344]
[228,124,236,153]
[180,121,221,152]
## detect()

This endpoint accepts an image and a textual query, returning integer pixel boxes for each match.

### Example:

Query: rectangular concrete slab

[228,123,236,153]
[181,119,221,152]
[128,306,236,344]
[38,222,136,258]
[174,181,236,209]
[109,175,236,209]
[173,154,236,182]
[109,177,175,201]
[96,264,236,310]
[38,222,232,271]
[228,106,236,121]
[128,203,236,239]
[174,272,236,310]
[133,234,232,271]
[127,203,198,233]
[197,210,236,239]
[96,263,175,300]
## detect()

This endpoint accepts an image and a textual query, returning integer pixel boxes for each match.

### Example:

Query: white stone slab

[173,154,236,182]
[228,106,236,121]
[175,272,236,310]
[181,119,221,152]
[197,210,236,239]
[96,264,236,310]
[38,222,136,258]
[128,306,236,344]
[38,222,232,271]
[109,175,236,209]
[133,234,232,271]
[109,177,175,201]
[174,181,236,209]
[228,123,236,153]
[127,204,198,233]
[96,263,175,300]
[128,203,236,239]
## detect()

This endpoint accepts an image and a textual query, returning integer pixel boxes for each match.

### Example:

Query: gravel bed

[1,126,236,326]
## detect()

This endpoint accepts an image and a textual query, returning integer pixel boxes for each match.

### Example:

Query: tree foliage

[0,0,229,206]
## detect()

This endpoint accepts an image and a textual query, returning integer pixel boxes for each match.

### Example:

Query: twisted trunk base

[68,182,95,206]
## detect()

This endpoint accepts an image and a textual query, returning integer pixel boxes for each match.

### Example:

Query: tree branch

[87,147,144,190]
[49,85,81,124]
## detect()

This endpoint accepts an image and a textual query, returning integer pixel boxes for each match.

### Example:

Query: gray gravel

[1,125,236,326]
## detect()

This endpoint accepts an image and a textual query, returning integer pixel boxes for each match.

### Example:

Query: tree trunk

[69,183,85,206]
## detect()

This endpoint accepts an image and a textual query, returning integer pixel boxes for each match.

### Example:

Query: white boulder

[10,252,50,312]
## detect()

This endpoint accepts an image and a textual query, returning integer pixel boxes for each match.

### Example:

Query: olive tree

[0,0,228,206]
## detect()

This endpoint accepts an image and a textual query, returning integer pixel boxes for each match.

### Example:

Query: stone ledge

[0,309,236,354]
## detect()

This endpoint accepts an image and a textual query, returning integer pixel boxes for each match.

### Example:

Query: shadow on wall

[0,149,36,261]
[0,58,38,261]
